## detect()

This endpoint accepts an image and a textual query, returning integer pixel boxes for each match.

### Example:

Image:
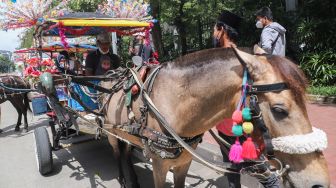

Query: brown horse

[0,75,31,132]
[102,48,330,188]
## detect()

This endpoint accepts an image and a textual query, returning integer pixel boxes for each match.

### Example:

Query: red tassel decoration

[242,137,257,160]
[229,140,243,163]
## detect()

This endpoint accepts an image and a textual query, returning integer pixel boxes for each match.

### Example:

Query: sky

[0,29,24,52]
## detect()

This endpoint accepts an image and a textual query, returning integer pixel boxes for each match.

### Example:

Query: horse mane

[267,56,308,106]
[166,47,252,68]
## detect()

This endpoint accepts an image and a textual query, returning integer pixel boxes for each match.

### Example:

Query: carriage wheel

[33,127,53,175]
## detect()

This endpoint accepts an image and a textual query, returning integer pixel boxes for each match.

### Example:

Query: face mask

[213,37,221,48]
[98,47,109,55]
[256,20,263,29]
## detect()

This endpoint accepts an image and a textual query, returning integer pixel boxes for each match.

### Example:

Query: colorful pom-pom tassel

[242,107,252,121]
[229,140,243,163]
[232,110,243,124]
[242,137,257,160]
[242,122,254,134]
[232,124,243,136]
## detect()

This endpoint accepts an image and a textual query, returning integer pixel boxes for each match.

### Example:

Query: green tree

[0,55,14,73]
[68,0,102,12]
[20,28,35,48]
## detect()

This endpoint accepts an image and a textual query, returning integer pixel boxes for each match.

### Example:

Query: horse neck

[151,58,244,137]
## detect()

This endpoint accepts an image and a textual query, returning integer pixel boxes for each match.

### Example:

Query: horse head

[234,48,330,187]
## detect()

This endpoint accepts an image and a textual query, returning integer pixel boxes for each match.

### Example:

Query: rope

[0,83,38,92]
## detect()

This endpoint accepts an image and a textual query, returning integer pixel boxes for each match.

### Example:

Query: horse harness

[64,67,203,159]
[0,76,32,100]
[115,66,203,159]
[67,58,290,177]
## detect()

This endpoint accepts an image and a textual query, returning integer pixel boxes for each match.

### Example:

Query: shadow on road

[0,119,49,138]
[49,138,165,188]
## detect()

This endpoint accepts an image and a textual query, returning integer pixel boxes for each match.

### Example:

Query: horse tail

[24,92,32,113]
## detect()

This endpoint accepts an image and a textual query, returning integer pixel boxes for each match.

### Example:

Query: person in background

[255,7,286,56]
[129,32,153,62]
[213,10,243,188]
[213,10,242,48]
[85,32,121,76]
[214,10,281,188]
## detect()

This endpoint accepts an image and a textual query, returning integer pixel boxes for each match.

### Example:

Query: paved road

[0,101,245,188]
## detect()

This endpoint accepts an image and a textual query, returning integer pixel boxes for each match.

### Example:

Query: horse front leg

[152,157,170,188]
[14,112,22,132]
[173,160,192,188]
[108,136,126,188]
[125,144,140,188]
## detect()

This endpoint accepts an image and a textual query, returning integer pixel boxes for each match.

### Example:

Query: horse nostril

[312,185,324,188]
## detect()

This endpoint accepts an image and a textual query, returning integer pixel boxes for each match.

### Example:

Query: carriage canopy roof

[41,12,151,37]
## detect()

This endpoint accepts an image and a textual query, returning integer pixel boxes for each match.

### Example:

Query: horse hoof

[14,127,20,132]
[0,129,3,134]
[23,129,29,133]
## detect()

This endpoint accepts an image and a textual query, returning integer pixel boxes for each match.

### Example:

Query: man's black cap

[216,10,242,31]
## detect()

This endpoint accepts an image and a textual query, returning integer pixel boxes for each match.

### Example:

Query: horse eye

[271,105,289,117]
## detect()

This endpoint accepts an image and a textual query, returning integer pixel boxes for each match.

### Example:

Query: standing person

[213,10,243,188]
[129,32,153,62]
[85,32,121,76]
[255,7,286,56]
[213,10,280,188]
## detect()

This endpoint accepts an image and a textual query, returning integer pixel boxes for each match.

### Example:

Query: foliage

[118,36,132,67]
[300,51,336,86]
[0,55,14,73]
[292,0,336,86]
[307,86,336,97]
[20,28,35,48]
[68,0,102,12]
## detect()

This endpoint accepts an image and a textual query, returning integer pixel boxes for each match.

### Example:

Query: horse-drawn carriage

[0,1,331,187]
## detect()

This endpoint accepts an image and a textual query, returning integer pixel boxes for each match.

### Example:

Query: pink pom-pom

[229,140,243,163]
[242,137,257,160]
[232,110,243,124]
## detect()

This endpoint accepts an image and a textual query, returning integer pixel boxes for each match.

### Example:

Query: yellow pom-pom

[243,122,254,134]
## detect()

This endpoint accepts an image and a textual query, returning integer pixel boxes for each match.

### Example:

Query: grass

[307,86,336,97]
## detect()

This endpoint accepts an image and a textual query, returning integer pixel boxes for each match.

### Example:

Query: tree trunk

[197,17,203,50]
[175,0,187,55]
[149,0,165,58]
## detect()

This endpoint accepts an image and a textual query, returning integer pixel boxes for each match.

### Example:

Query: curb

[307,94,336,104]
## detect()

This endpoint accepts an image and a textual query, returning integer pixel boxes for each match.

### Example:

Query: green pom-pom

[242,107,252,121]
[232,125,243,136]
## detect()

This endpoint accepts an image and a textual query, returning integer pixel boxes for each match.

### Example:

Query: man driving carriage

[85,32,121,76]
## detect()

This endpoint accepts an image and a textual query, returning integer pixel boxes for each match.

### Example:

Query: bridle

[231,48,327,179]
[247,82,288,159]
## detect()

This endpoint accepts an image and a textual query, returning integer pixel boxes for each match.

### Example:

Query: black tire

[34,127,53,175]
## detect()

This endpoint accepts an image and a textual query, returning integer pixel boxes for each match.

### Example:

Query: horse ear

[253,44,267,55]
[233,47,266,80]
